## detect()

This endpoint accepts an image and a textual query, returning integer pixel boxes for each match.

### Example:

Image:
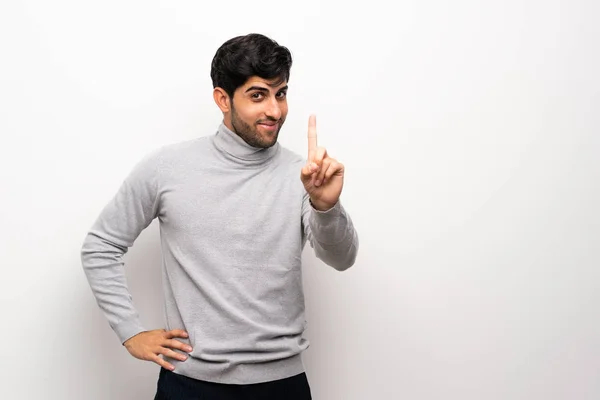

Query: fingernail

[315,180,321,186]
[186,346,193,352]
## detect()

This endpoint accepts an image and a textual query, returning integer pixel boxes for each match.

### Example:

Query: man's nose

[265,98,282,120]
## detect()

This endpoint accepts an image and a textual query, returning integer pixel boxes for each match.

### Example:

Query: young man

[81,33,359,399]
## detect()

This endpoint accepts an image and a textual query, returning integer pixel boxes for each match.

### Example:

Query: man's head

[211,33,292,149]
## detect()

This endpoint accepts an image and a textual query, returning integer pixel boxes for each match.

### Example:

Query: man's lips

[258,121,279,131]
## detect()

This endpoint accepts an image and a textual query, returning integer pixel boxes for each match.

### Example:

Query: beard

[230,102,284,149]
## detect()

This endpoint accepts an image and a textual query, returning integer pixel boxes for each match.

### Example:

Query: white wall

[1,0,599,398]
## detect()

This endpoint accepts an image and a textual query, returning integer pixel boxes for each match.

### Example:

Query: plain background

[1,0,599,399]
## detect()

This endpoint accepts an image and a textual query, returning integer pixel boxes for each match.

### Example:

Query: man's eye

[277,91,287,98]
[251,93,263,99]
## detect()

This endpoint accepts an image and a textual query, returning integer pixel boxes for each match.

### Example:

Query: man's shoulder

[126,136,213,179]
[141,136,211,163]
[157,136,211,156]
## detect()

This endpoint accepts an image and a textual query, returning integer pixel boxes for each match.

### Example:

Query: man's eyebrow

[245,85,289,93]
[245,86,269,93]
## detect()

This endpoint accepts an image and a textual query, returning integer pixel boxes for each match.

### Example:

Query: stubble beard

[230,102,283,149]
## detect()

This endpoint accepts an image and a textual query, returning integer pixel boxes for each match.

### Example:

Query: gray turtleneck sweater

[81,123,359,384]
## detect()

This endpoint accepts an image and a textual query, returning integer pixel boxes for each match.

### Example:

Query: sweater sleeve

[302,193,359,271]
[81,152,161,344]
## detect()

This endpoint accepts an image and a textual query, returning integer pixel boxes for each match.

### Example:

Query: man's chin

[258,136,278,149]
[256,129,281,148]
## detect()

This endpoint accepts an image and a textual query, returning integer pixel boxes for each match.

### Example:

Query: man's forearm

[81,230,146,344]
[307,200,359,271]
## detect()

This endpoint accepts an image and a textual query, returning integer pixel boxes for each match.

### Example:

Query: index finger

[165,329,189,339]
[308,114,317,160]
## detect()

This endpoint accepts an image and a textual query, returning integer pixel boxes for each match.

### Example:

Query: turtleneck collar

[212,121,280,165]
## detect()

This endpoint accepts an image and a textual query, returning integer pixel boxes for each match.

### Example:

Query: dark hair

[210,33,293,98]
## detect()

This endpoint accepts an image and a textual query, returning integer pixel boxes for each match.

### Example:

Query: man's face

[228,76,288,149]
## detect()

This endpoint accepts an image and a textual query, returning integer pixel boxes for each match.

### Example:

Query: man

[81,33,359,399]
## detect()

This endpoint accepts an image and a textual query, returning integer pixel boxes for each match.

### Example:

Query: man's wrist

[309,198,337,212]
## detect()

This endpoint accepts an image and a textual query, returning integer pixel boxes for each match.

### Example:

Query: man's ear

[213,87,231,113]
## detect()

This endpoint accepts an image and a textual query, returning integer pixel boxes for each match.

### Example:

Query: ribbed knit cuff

[114,318,146,345]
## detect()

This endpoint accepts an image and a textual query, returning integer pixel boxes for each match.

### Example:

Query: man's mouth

[258,121,279,131]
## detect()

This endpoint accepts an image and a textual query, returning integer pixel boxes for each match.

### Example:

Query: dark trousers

[154,367,312,400]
